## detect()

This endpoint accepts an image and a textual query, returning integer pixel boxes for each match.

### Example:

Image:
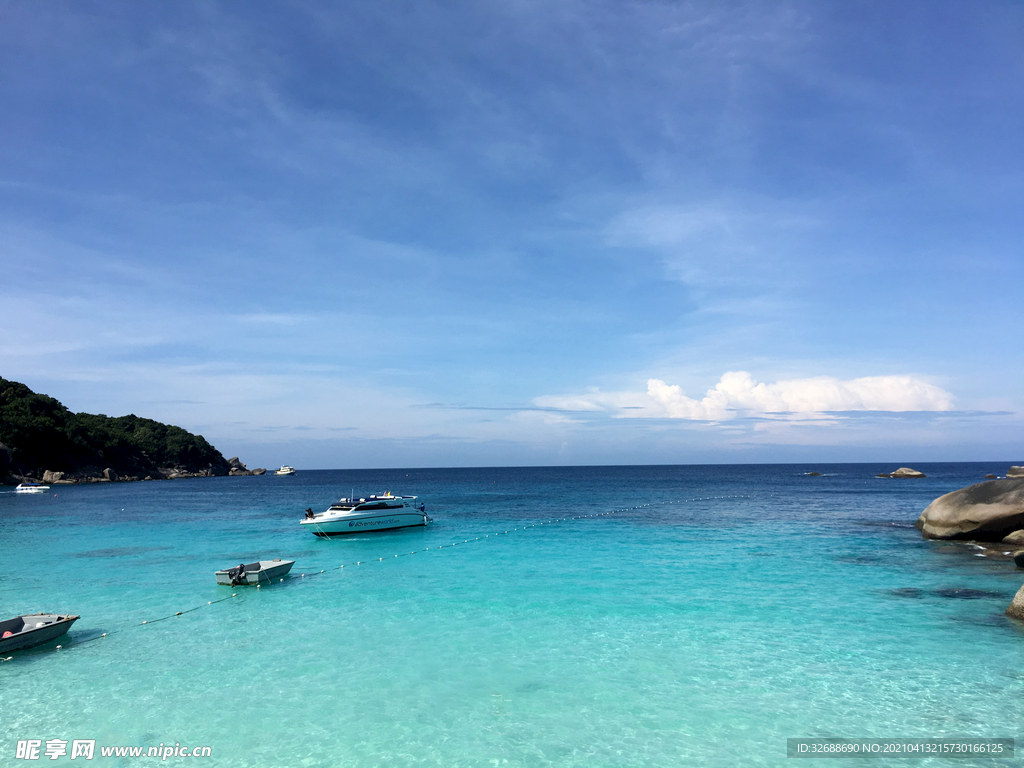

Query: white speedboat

[300,493,429,537]
[15,483,50,494]
[273,466,296,475]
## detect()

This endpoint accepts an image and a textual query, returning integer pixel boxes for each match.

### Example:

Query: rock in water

[1009,466,1024,478]
[916,478,1024,540]
[985,474,997,479]
[890,467,926,478]
[1003,530,1024,545]
[1008,583,1024,620]
[1016,551,1024,569]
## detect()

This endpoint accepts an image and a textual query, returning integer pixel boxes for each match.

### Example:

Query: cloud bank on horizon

[537,372,955,421]
[0,1,1021,466]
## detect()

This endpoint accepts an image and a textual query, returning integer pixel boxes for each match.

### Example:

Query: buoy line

[2,493,753,661]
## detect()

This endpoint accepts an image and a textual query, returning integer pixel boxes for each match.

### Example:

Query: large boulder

[1008,583,1024,620]
[1003,530,1024,545]
[1009,466,1024,478]
[916,478,1024,540]
[227,457,247,470]
[42,470,65,483]
[890,467,926,478]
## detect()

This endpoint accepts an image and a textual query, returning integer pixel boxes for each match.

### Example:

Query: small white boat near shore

[15,483,50,494]
[273,466,296,475]
[215,559,295,585]
[301,493,429,537]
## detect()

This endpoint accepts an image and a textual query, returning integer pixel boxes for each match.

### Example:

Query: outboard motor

[228,564,247,586]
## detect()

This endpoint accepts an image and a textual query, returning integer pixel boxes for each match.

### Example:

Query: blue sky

[2,1,1022,468]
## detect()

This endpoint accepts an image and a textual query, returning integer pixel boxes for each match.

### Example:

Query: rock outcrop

[251,468,266,475]
[889,467,926,478]
[227,457,252,476]
[1009,466,1024,478]
[1002,530,1024,545]
[915,478,1024,540]
[1007,583,1024,620]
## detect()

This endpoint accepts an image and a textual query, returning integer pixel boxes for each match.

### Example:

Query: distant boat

[15,483,50,494]
[301,493,429,537]
[215,559,295,586]
[0,613,79,652]
[273,466,296,476]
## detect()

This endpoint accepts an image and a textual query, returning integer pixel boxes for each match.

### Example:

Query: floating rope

[3,494,753,660]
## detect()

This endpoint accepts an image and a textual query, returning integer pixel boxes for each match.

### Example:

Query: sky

[1,0,1022,468]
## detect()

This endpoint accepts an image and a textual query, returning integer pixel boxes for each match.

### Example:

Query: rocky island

[0,376,256,484]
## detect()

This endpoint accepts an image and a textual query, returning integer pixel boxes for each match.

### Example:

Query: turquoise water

[2,464,1023,767]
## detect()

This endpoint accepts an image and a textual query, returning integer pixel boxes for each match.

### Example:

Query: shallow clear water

[2,464,1023,766]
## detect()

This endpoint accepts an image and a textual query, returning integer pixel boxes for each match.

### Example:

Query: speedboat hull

[215,559,295,585]
[301,510,428,536]
[301,493,428,536]
[0,614,79,653]
[15,484,50,494]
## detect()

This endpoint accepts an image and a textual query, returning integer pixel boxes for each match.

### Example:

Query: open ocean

[2,463,1023,767]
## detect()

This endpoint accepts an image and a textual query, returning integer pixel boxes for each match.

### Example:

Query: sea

[2,463,1023,767]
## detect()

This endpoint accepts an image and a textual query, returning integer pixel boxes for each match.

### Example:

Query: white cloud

[536,371,955,421]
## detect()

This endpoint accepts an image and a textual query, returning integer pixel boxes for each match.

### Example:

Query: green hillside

[0,377,230,481]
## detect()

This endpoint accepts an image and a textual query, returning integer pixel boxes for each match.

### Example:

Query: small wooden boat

[0,613,79,652]
[215,559,295,586]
